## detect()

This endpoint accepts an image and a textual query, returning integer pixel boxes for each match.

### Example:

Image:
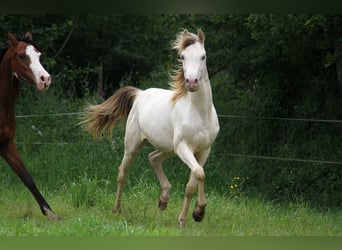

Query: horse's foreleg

[1,143,60,221]
[148,150,172,210]
[192,148,211,222]
[176,141,206,228]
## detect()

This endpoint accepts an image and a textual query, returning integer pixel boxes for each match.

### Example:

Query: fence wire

[15,112,342,166]
[16,112,342,123]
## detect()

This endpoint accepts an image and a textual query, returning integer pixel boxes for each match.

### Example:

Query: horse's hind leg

[178,171,197,228]
[1,142,60,221]
[112,127,144,213]
[112,148,141,213]
[148,150,172,210]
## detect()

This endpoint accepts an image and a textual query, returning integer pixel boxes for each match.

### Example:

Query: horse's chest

[192,129,211,147]
[182,121,216,150]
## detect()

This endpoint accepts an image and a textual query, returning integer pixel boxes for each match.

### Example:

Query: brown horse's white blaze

[25,45,51,90]
[81,29,219,228]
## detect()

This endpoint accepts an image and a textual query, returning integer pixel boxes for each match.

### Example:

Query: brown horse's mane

[0,45,9,63]
[169,30,199,104]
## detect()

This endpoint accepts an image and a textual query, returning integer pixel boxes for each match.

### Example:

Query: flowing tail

[80,86,139,138]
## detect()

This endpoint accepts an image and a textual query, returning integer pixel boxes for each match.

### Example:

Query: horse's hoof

[112,202,121,214]
[112,207,121,214]
[48,213,61,221]
[158,199,168,210]
[178,218,186,229]
[192,204,205,222]
[43,208,61,221]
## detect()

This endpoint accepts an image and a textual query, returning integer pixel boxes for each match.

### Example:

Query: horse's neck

[0,56,20,117]
[188,70,213,117]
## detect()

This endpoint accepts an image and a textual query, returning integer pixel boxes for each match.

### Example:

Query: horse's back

[136,88,174,114]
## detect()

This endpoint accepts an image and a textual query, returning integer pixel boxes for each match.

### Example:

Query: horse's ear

[25,31,33,41]
[182,29,189,36]
[198,29,205,44]
[8,32,18,47]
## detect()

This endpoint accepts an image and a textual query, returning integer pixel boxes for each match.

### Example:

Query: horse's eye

[201,55,206,60]
[19,54,26,60]
[179,55,184,60]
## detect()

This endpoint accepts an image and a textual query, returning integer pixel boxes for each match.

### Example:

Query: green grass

[0,89,340,236]
[0,181,341,236]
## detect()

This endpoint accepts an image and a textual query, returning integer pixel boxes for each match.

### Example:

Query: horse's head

[8,32,51,91]
[174,29,206,92]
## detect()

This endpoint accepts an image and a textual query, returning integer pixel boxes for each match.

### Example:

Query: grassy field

[0,140,341,236]
[0,90,340,236]
[1,180,341,236]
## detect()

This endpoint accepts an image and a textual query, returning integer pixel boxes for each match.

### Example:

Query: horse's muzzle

[37,73,51,90]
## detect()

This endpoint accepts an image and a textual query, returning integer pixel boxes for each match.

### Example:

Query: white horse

[81,29,219,228]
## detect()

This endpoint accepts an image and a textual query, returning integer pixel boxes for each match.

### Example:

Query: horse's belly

[137,90,175,152]
[141,128,174,152]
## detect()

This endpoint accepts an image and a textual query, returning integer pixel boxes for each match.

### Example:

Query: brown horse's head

[8,32,51,90]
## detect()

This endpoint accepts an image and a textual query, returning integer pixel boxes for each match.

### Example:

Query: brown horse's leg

[1,142,60,221]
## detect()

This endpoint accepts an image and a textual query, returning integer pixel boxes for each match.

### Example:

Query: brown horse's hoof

[192,203,205,222]
[158,199,168,210]
[43,207,61,221]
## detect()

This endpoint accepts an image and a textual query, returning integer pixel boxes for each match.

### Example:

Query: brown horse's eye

[19,54,26,60]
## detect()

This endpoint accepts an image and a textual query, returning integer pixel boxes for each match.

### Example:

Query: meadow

[0,88,341,236]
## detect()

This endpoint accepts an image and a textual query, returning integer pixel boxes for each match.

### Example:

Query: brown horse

[0,32,59,220]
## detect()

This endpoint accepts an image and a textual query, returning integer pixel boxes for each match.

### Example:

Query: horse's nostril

[40,75,51,85]
[194,79,198,83]
[185,79,189,83]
